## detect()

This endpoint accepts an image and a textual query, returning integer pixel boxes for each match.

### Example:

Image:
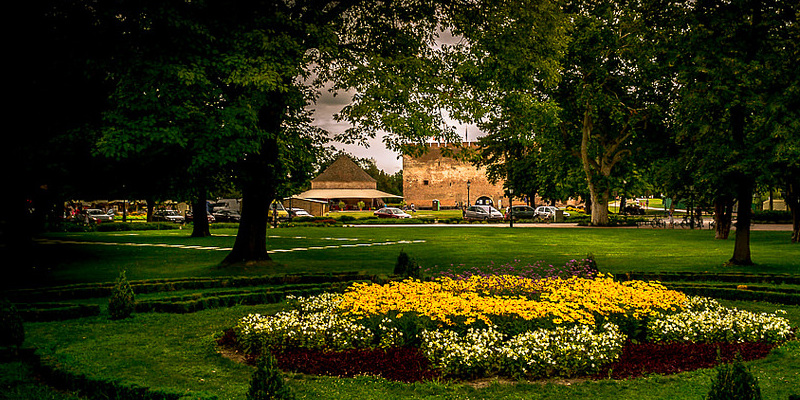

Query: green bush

[0,298,24,349]
[394,250,420,279]
[751,210,791,223]
[706,357,762,400]
[247,352,294,400]
[108,271,136,320]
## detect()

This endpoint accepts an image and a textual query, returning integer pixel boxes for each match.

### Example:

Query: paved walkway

[35,236,427,253]
[347,223,793,231]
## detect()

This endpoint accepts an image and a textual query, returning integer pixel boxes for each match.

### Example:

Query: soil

[216,330,778,384]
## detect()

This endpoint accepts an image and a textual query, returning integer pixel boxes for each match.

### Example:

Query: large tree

[550,0,673,226]
[672,0,799,264]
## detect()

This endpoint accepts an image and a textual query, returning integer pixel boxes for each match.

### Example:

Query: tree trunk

[222,182,272,266]
[221,98,283,266]
[146,198,155,223]
[730,177,754,265]
[587,180,610,225]
[713,196,733,240]
[786,180,800,243]
[191,200,211,238]
[585,195,592,216]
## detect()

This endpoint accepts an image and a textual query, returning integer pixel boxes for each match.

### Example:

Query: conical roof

[311,156,376,189]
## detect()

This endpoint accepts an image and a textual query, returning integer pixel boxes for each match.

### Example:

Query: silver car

[534,206,571,219]
[84,209,114,222]
[463,205,503,221]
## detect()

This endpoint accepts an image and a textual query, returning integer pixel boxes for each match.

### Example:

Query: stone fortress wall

[402,142,508,209]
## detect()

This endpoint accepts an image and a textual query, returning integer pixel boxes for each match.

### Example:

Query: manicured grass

[21,301,800,400]
[19,226,799,289]
[7,225,800,400]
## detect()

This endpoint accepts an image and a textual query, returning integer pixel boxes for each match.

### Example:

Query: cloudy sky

[312,95,482,174]
[310,30,483,174]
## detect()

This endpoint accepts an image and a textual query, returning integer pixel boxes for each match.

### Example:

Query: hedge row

[16,303,100,322]
[665,284,800,305]
[32,353,218,400]
[135,285,346,314]
[666,282,800,295]
[751,210,792,223]
[6,272,379,302]
[619,272,800,285]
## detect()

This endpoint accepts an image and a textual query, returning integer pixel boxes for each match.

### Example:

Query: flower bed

[232,272,794,382]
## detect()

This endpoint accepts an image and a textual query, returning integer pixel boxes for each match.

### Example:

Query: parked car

[82,208,114,223]
[268,201,290,221]
[373,207,412,219]
[288,208,313,218]
[623,204,645,215]
[186,211,215,223]
[153,210,186,223]
[213,209,241,222]
[504,205,536,220]
[463,205,503,221]
[534,206,571,219]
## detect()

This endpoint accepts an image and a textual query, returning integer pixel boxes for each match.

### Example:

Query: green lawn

[5,225,800,400]
[19,226,799,288]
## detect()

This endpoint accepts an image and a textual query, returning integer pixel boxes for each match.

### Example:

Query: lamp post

[509,187,514,228]
[467,180,471,206]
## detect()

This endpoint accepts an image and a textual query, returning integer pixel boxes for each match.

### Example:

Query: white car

[289,208,313,217]
[463,205,503,221]
[153,210,185,223]
[534,206,570,219]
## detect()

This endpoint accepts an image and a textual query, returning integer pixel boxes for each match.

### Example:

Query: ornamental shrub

[394,250,420,279]
[247,352,294,400]
[108,270,135,320]
[705,356,761,400]
[0,298,24,349]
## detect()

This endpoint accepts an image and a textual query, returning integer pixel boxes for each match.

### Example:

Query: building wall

[403,143,507,209]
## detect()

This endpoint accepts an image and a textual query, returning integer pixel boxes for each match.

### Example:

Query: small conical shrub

[0,298,24,349]
[706,357,762,400]
[108,270,135,320]
[247,352,294,400]
[394,250,420,279]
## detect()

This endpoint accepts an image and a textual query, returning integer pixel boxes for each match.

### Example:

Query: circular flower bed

[230,272,794,382]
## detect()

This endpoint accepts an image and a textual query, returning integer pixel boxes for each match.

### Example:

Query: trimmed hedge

[664,285,800,305]
[751,210,792,223]
[619,272,800,285]
[135,283,356,314]
[32,353,218,400]
[617,272,800,305]
[6,272,379,303]
[16,303,100,322]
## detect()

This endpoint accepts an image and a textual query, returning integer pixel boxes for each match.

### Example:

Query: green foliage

[108,271,135,320]
[751,210,792,223]
[394,250,421,279]
[247,352,294,400]
[0,298,25,349]
[705,356,762,400]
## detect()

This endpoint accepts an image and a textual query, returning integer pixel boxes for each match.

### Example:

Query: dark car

[185,211,215,223]
[373,207,412,219]
[213,209,241,222]
[504,205,536,220]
